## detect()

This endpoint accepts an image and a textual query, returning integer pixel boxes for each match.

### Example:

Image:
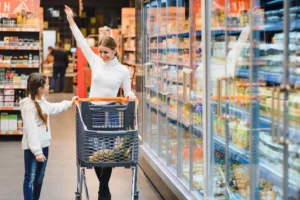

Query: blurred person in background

[49,41,69,93]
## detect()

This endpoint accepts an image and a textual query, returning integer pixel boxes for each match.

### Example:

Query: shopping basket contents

[75,97,139,200]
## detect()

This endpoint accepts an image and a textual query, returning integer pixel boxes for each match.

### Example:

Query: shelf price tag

[12,64,16,68]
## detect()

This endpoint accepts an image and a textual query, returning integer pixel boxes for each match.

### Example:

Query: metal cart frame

[75,97,139,200]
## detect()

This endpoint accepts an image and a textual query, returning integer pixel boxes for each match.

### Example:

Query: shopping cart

[75,97,139,200]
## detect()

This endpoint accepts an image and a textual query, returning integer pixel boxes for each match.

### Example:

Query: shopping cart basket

[75,97,139,200]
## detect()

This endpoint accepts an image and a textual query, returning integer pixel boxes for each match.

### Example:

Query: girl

[65,5,136,200]
[20,73,77,200]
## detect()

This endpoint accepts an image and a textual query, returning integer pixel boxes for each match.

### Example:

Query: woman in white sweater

[65,5,135,200]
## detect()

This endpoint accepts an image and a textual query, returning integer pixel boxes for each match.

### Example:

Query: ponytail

[31,92,47,125]
[27,73,48,125]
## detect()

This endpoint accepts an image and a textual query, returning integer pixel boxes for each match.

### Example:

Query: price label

[12,64,16,68]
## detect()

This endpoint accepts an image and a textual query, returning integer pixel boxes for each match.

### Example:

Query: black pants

[94,167,112,196]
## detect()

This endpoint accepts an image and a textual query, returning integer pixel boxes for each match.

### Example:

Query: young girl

[20,73,77,200]
[65,5,135,200]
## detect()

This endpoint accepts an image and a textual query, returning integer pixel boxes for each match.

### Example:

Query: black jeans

[94,167,112,195]
[93,102,117,199]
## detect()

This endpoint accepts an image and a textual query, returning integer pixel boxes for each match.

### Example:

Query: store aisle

[0,93,162,200]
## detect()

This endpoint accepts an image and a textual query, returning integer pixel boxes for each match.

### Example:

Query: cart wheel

[134,192,139,200]
[75,193,81,200]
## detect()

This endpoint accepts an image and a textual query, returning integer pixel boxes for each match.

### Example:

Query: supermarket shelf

[192,125,299,196]
[0,63,39,68]
[0,106,20,111]
[123,61,136,66]
[0,85,26,89]
[0,131,23,135]
[149,46,190,50]
[0,27,40,32]
[149,30,201,38]
[124,48,136,52]
[0,46,41,50]
[215,101,300,142]
[123,35,136,38]
[236,68,300,85]
[150,60,190,67]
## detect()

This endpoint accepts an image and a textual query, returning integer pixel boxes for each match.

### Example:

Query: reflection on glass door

[287,0,300,199]
[190,0,204,197]
[143,2,151,147]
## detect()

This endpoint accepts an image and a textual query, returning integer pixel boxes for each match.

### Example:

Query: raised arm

[64,5,100,68]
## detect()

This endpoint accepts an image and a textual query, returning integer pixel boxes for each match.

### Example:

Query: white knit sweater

[70,24,134,99]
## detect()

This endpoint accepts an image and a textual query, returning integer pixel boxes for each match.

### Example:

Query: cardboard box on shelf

[4,102,14,107]
[9,115,18,131]
[4,96,14,102]
[1,113,8,131]
[4,89,14,96]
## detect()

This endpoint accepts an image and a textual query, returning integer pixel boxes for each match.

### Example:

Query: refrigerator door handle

[161,65,169,95]
[271,87,276,142]
[183,68,193,103]
[276,87,281,144]
[217,77,228,118]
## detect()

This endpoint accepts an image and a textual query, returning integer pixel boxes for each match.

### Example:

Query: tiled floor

[0,93,162,200]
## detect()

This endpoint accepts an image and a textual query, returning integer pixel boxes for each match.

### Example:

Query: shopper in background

[49,41,69,93]
[45,46,54,64]
[20,73,77,200]
[65,5,136,200]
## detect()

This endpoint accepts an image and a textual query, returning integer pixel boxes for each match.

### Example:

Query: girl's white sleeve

[70,24,101,69]
[122,68,135,98]
[46,100,72,115]
[23,107,43,156]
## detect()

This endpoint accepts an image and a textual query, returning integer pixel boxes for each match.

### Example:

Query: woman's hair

[26,73,48,124]
[99,36,119,59]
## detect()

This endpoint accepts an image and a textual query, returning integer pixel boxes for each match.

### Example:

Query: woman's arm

[64,5,101,69]
[122,68,136,99]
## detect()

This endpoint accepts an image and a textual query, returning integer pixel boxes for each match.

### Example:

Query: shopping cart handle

[76,97,139,104]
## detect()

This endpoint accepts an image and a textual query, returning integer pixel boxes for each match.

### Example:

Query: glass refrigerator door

[208,0,290,199]
[165,0,179,174]
[190,0,204,197]
[287,1,300,199]
[157,0,168,162]
[176,0,193,188]
[146,0,160,155]
[143,2,151,147]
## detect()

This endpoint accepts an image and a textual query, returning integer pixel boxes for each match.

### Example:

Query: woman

[64,5,135,200]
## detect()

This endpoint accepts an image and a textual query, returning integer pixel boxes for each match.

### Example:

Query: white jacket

[20,97,72,156]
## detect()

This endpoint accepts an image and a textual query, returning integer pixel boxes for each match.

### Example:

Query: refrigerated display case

[139,0,300,199]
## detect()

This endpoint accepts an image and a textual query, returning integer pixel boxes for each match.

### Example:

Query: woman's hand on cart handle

[126,93,136,100]
[64,5,75,25]
[71,96,79,105]
[36,154,46,162]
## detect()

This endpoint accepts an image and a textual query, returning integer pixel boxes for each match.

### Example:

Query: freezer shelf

[193,125,300,197]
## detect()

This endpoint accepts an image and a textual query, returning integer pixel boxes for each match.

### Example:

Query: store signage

[0,0,40,18]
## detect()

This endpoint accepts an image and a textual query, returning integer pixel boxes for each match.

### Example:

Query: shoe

[98,187,111,200]
[49,89,54,93]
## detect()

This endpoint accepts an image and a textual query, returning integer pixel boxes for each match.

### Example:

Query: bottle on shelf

[15,90,19,104]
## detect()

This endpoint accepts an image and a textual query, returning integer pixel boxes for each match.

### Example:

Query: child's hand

[71,96,78,105]
[36,154,46,162]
